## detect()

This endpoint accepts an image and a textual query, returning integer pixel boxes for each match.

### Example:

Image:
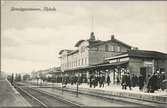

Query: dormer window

[109,45,114,52]
[105,44,109,51]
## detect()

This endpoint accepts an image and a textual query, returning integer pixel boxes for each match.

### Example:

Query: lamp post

[36,75,39,86]
[76,73,79,97]
[61,71,64,95]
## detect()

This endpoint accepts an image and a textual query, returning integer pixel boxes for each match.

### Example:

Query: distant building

[59,32,132,72]
[31,67,61,80]
[23,74,31,81]
[0,71,6,79]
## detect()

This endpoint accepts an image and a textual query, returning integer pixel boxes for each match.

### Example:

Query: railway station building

[58,32,167,84]
[58,32,132,84]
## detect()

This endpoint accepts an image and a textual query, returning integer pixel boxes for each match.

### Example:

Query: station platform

[27,80,167,105]
[0,79,31,107]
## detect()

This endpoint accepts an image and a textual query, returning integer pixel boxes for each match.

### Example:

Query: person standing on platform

[134,75,138,86]
[138,74,145,91]
[116,76,120,84]
[121,73,127,90]
[99,74,102,88]
[126,73,132,90]
[107,75,111,86]
[102,74,105,87]
[147,72,158,93]
[131,74,136,87]
[99,74,105,88]
[89,75,93,88]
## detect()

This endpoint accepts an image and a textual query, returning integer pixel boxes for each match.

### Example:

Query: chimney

[89,32,96,41]
[111,34,115,40]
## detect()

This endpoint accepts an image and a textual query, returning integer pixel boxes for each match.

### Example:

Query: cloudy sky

[1,1,167,74]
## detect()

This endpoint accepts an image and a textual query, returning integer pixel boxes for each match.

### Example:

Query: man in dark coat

[121,74,127,90]
[131,74,136,87]
[116,76,120,84]
[89,75,93,88]
[94,75,98,87]
[107,75,111,86]
[138,74,145,91]
[102,75,105,87]
[126,73,132,90]
[147,73,158,93]
[99,74,105,88]
[134,75,139,86]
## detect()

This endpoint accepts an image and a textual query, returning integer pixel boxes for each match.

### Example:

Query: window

[82,58,83,65]
[117,46,121,52]
[80,46,85,53]
[80,59,82,65]
[109,45,114,51]
[78,59,80,66]
[111,46,114,51]
[105,44,109,51]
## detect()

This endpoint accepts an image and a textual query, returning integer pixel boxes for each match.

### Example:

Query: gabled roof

[75,40,85,47]
[89,38,131,48]
[58,49,73,55]
[88,40,104,47]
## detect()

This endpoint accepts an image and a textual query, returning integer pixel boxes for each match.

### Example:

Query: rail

[14,83,82,107]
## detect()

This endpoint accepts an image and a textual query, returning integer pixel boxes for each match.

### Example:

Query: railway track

[14,84,82,107]
[15,82,167,107]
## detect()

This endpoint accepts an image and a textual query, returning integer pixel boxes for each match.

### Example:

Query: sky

[1,1,167,74]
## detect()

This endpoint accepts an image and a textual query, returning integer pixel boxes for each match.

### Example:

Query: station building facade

[59,32,131,71]
[58,32,133,84]
[32,32,167,85]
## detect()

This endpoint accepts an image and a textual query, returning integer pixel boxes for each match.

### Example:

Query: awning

[63,61,129,72]
[96,61,129,68]
[64,65,96,72]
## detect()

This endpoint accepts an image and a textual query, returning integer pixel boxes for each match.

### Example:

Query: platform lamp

[76,73,79,97]
[36,75,39,86]
[61,70,64,95]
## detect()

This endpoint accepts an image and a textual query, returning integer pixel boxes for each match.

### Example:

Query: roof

[88,40,104,47]
[64,65,96,72]
[89,38,131,48]
[97,61,129,67]
[128,50,167,59]
[67,50,79,56]
[58,49,74,55]
[75,39,104,47]
[106,50,167,60]
[75,40,85,47]
[63,61,129,72]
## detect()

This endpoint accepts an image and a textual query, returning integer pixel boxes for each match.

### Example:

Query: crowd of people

[46,70,166,93]
[89,74,110,88]
[121,71,166,93]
